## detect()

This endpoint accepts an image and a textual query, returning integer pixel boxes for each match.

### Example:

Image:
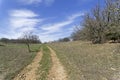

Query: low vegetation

[49,41,120,80]
[0,44,41,80]
[37,45,52,80]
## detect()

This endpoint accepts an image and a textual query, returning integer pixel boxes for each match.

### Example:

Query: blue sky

[0,0,104,42]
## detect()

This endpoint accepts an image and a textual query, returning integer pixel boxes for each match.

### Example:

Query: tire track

[47,47,68,80]
[13,50,43,80]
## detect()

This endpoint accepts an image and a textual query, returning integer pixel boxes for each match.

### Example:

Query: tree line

[0,34,41,44]
[0,32,41,52]
[71,0,120,44]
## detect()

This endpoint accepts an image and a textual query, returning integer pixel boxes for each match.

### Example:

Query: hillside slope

[49,41,120,80]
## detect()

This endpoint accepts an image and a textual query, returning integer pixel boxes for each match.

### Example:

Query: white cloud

[37,28,73,42]
[10,18,40,29]
[2,11,84,42]
[9,9,42,29]
[41,20,73,34]
[38,12,84,42]
[19,0,55,5]
[38,33,65,42]
[40,12,84,35]
[8,9,43,38]
[10,9,38,18]
[68,12,84,20]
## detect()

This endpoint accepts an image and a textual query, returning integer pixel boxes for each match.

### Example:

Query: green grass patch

[30,44,42,52]
[37,45,52,80]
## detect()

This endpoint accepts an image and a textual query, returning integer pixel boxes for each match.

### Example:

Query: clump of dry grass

[49,41,120,80]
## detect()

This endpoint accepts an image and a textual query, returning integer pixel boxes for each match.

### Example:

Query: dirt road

[13,46,68,80]
[13,51,43,80]
[47,47,68,80]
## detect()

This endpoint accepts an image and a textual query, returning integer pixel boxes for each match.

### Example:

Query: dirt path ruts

[47,47,68,80]
[13,50,43,80]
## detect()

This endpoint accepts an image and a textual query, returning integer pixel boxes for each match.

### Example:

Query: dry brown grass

[0,44,41,80]
[49,41,120,80]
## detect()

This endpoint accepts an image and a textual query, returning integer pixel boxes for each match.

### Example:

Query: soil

[13,51,43,80]
[47,47,68,80]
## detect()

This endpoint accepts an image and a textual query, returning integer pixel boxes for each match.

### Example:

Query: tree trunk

[26,43,31,52]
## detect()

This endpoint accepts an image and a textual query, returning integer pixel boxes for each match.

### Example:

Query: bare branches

[71,0,120,43]
[20,32,41,52]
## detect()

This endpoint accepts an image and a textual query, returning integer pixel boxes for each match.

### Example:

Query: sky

[0,0,104,42]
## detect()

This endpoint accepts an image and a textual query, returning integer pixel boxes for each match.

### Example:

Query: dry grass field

[0,42,119,80]
[49,41,120,80]
[0,44,41,80]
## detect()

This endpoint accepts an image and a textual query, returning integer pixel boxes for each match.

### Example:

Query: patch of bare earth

[47,47,68,80]
[13,51,43,80]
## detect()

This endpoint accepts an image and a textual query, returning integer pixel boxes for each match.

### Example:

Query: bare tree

[71,25,89,41]
[71,0,120,43]
[105,0,120,42]
[21,32,40,52]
